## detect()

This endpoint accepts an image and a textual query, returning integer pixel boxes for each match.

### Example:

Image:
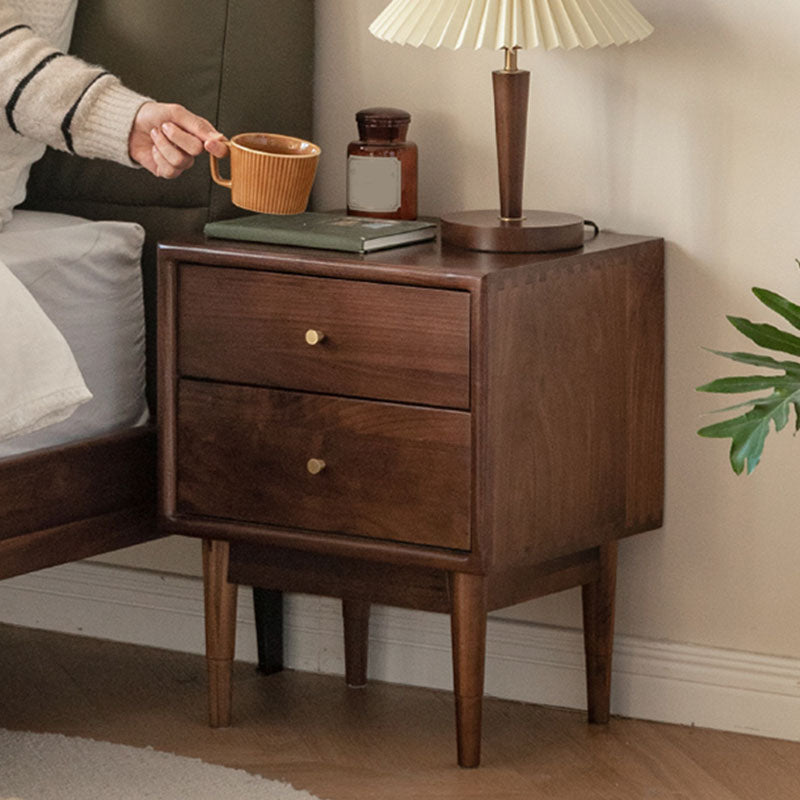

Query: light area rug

[0,728,325,800]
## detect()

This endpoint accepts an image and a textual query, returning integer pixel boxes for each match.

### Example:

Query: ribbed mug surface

[211,133,320,215]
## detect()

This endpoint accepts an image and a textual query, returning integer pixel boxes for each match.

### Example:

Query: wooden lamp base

[440,209,585,253]
[443,51,588,255]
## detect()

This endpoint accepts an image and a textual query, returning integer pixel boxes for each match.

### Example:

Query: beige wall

[101,0,800,660]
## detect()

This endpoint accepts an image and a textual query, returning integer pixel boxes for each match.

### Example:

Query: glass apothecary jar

[347,107,417,220]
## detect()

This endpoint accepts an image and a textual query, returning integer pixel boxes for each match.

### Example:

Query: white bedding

[0,210,149,457]
[0,259,92,439]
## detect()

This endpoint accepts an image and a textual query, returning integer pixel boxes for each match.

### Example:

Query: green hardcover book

[204,212,437,253]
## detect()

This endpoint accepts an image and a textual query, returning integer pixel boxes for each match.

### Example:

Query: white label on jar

[347,155,402,213]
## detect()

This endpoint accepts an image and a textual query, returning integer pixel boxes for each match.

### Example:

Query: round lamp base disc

[440,209,585,253]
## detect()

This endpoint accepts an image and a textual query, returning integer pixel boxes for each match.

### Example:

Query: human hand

[129,101,227,179]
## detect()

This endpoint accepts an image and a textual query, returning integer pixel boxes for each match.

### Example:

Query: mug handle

[209,139,232,188]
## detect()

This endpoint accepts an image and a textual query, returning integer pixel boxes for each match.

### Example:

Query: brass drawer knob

[306,458,326,475]
[305,329,326,346]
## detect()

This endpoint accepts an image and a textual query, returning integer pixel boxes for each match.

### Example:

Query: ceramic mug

[209,132,321,215]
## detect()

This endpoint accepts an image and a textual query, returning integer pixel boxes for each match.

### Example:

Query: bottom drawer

[176,381,472,550]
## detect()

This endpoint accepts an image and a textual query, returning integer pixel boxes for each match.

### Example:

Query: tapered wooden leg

[202,538,238,728]
[450,572,487,768]
[253,587,284,675]
[342,597,370,688]
[581,541,618,724]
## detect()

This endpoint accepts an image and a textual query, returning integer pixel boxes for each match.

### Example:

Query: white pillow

[0,211,149,456]
[0,259,91,441]
[0,0,79,230]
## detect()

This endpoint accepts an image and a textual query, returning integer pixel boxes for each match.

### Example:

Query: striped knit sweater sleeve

[0,4,149,167]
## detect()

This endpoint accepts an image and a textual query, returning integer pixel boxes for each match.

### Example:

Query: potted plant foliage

[697,263,800,475]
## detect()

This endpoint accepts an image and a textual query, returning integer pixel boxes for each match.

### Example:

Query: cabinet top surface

[159,230,661,288]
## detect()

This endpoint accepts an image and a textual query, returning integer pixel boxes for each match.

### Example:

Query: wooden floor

[1,623,799,799]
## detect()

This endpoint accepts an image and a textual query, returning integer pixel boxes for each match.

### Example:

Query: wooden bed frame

[0,429,158,581]
[2,0,314,586]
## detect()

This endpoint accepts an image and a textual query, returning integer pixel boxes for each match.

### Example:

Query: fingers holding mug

[205,134,229,158]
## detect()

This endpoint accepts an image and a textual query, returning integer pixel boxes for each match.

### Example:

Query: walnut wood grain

[159,230,653,288]
[450,572,488,768]
[178,265,471,409]
[439,209,585,253]
[492,68,529,222]
[167,514,476,573]
[582,542,618,724]
[176,381,472,549]
[0,427,159,581]
[486,549,601,612]
[157,233,665,768]
[228,543,451,613]
[0,506,157,581]
[202,538,238,728]
[484,243,665,567]
[0,426,156,541]
[624,240,666,533]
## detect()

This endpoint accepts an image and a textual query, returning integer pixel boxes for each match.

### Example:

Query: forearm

[0,6,148,166]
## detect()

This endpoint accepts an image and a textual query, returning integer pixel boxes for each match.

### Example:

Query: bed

[0,0,315,587]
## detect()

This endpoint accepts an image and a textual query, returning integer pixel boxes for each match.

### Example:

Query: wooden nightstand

[157,231,664,767]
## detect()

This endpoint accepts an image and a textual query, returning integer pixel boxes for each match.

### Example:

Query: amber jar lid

[356,107,411,142]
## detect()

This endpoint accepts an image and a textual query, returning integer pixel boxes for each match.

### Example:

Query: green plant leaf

[697,264,800,474]
[705,349,800,375]
[698,388,800,474]
[753,287,800,332]
[729,416,770,475]
[704,395,775,415]
[727,316,800,357]
[698,408,769,475]
[696,375,796,394]
[775,400,791,432]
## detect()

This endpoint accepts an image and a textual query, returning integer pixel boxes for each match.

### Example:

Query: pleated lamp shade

[369,0,653,51]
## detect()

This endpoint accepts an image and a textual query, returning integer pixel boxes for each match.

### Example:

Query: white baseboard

[1,561,798,743]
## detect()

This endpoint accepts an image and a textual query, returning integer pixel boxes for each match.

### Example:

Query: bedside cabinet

[157,232,664,767]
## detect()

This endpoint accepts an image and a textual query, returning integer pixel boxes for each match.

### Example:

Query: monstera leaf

[698,278,800,475]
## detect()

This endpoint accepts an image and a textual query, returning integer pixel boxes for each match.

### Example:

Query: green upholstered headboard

[24,0,315,405]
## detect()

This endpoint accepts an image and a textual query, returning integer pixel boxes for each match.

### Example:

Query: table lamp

[369,0,654,252]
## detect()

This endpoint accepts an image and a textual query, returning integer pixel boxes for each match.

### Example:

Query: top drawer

[177,265,471,409]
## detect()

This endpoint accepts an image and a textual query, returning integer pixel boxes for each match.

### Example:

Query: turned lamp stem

[494,46,530,222]
[438,46,584,252]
